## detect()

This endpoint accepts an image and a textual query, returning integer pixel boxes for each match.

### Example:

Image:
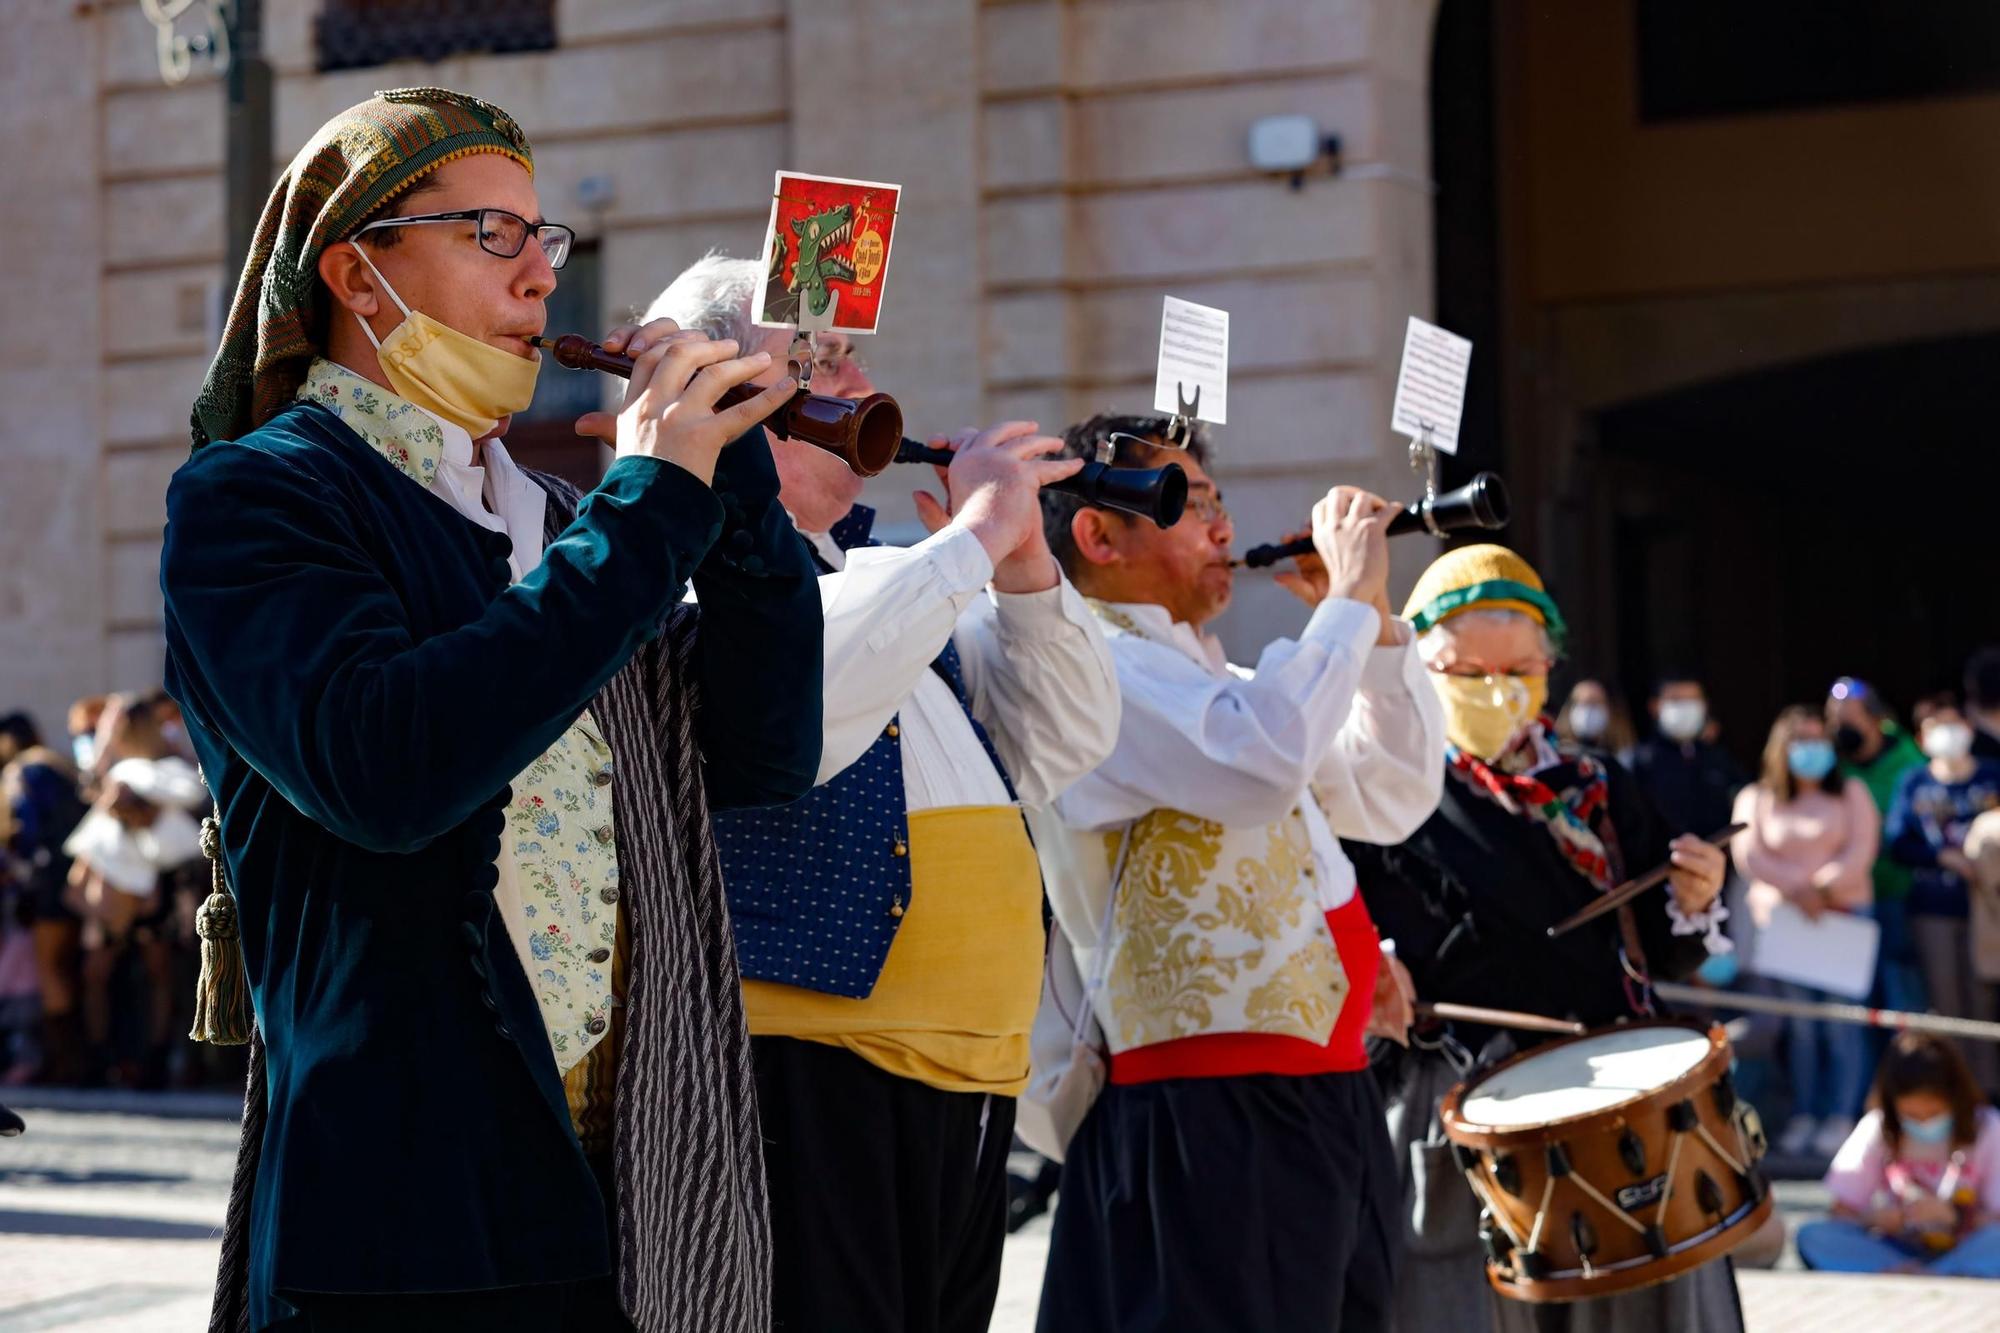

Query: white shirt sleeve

[952,575,1120,809]
[815,526,994,784]
[1309,621,1448,844]
[1053,598,1384,832]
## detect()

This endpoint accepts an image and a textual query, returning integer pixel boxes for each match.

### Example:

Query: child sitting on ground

[1798,1030,2000,1276]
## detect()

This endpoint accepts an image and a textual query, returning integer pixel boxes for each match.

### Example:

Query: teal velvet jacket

[159,402,821,1325]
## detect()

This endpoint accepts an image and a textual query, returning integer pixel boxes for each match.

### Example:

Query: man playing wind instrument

[162,89,822,1333]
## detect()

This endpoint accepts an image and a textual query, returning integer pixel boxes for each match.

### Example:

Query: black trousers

[283,1279,623,1332]
[753,1035,1015,1333]
[1037,1069,1401,1333]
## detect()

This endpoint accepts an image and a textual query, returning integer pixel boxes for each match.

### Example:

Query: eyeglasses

[1430,651,1560,679]
[1178,491,1229,526]
[352,207,576,270]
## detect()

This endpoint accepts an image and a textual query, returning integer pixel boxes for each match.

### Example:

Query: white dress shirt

[802,524,1118,811]
[425,415,548,581]
[1050,597,1446,910]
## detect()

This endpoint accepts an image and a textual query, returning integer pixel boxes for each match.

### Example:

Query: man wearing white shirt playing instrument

[1028,414,1447,1333]
[644,257,1120,1333]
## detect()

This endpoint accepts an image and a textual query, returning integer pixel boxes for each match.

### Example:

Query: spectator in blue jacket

[1887,696,2000,1096]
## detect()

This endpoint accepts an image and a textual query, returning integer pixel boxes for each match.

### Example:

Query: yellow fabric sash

[742,805,1044,1095]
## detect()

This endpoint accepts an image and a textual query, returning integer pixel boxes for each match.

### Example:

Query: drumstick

[1544,823,1745,940]
[1652,981,2000,1044]
[1415,1002,1585,1035]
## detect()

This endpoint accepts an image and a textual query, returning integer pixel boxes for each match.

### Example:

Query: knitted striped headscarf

[190,87,533,450]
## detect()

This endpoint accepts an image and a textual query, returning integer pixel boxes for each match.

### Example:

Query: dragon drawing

[785,203,858,318]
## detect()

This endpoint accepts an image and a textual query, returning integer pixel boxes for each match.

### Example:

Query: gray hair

[642,251,763,350]
[1416,608,1556,667]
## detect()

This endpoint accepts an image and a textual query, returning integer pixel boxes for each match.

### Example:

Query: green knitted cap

[1408,578,1569,650]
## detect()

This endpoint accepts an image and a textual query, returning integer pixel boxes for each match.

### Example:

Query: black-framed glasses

[353,207,575,269]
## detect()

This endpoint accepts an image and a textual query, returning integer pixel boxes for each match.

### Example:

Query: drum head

[1460,1026,1712,1129]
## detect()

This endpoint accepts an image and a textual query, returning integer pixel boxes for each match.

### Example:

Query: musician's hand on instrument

[923,421,1081,591]
[613,331,794,485]
[575,316,699,444]
[910,431,968,536]
[1366,950,1417,1047]
[1666,834,1726,916]
[1271,526,1330,607]
[1311,486,1394,616]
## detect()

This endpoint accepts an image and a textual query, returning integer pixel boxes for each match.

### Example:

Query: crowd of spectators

[0,692,243,1090]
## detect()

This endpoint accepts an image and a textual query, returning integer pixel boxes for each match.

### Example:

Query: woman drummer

[1349,545,1736,1332]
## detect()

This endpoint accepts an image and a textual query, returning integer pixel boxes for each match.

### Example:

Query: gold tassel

[189,814,252,1045]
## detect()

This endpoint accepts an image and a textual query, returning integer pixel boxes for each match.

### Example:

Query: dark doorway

[1593,333,2000,762]
[1428,0,1503,481]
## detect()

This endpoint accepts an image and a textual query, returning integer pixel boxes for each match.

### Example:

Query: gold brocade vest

[1034,599,1350,1053]
[1092,803,1350,1051]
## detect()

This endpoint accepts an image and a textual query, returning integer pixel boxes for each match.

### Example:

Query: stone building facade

[1,0,1442,739]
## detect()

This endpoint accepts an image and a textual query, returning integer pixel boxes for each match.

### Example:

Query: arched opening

[1429,0,2000,756]
[1595,333,2000,741]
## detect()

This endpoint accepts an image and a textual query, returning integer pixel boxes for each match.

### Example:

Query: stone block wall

[0,0,1440,735]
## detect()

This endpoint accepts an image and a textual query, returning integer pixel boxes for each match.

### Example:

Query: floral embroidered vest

[296,359,620,1072]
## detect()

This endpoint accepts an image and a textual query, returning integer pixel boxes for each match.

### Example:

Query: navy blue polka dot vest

[713,507,1013,998]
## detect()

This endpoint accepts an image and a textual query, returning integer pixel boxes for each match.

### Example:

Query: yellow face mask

[351,245,541,438]
[1430,672,1549,761]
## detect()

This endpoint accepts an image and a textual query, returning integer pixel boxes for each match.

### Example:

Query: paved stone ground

[0,1098,234,1332]
[4,1097,1999,1331]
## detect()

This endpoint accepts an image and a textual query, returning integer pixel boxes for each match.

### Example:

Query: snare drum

[1439,1021,1770,1302]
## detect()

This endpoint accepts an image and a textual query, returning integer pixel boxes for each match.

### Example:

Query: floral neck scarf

[1448,717,1624,893]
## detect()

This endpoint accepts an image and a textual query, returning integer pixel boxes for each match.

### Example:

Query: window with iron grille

[316,0,555,74]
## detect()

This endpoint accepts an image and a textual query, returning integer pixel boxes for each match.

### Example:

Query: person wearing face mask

[1631,676,1748,845]
[162,90,824,1333]
[1555,678,1637,764]
[1885,698,2000,1098]
[1346,545,1735,1333]
[1732,708,1881,1159]
[1028,417,1444,1333]
[1825,677,1930,1030]
[1797,1031,2000,1276]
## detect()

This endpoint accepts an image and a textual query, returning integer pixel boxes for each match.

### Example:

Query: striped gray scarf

[208,473,770,1332]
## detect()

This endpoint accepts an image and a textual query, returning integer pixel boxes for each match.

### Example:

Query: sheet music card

[1153,296,1229,425]
[1390,316,1472,455]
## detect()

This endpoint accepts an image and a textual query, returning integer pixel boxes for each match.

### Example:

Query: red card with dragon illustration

[753,171,902,335]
